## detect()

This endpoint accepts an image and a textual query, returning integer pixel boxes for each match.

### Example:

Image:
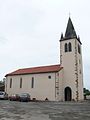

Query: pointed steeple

[65,17,77,39]
[60,17,82,44]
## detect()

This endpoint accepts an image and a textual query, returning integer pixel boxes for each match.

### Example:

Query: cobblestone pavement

[0,100,90,120]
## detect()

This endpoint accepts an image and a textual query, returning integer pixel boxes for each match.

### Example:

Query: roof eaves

[5,67,63,77]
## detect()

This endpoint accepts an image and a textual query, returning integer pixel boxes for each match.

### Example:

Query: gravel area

[0,100,90,120]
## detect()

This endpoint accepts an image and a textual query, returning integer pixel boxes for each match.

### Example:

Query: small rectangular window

[20,78,22,88]
[10,78,12,88]
[31,77,34,88]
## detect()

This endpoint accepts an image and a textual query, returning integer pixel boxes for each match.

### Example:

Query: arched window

[20,78,22,88]
[10,78,12,88]
[68,42,72,52]
[78,44,81,54]
[65,43,68,52]
[31,77,34,88]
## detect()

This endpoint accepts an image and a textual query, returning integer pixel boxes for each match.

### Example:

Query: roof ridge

[5,64,62,77]
[18,64,61,70]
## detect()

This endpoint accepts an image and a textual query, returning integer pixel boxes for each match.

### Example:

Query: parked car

[19,93,31,102]
[9,94,20,101]
[0,91,8,100]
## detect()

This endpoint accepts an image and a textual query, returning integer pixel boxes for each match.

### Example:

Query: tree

[83,88,90,96]
[0,79,5,91]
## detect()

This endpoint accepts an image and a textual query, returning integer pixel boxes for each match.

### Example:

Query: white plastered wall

[6,72,56,101]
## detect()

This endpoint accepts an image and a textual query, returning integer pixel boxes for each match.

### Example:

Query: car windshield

[0,92,4,95]
[20,93,29,97]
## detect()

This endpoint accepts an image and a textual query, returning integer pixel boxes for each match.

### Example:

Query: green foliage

[0,81,4,85]
[0,80,5,91]
[83,88,90,96]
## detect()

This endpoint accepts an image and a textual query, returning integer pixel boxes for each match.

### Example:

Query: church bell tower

[60,17,83,101]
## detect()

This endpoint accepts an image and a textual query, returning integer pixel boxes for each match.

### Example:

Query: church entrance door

[64,87,72,101]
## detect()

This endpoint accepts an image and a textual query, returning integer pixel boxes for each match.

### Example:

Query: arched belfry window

[68,42,72,52]
[65,43,68,52]
[78,44,81,54]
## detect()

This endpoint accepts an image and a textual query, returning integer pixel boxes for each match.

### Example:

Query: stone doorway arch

[64,87,72,101]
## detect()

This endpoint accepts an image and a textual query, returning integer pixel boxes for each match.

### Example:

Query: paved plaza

[0,100,90,120]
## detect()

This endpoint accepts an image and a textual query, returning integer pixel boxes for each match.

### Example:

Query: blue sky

[0,0,90,89]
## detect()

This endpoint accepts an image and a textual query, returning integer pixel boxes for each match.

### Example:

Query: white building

[5,17,84,101]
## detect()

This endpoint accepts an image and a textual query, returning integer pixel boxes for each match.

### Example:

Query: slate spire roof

[65,17,77,39]
[60,17,82,44]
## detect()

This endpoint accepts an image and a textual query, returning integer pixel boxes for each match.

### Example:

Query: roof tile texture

[5,64,63,76]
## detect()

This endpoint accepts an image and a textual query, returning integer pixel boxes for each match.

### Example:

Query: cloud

[0,36,8,44]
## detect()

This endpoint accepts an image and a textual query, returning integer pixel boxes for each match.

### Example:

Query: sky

[0,0,90,89]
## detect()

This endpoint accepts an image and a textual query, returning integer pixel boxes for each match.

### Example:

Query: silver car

[0,91,8,100]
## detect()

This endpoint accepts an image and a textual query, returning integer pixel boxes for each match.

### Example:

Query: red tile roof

[5,64,63,77]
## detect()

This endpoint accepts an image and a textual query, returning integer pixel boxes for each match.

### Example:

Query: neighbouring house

[5,17,84,101]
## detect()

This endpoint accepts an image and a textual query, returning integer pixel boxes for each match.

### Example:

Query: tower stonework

[60,17,83,101]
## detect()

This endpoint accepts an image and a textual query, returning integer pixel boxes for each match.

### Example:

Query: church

[5,17,84,101]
